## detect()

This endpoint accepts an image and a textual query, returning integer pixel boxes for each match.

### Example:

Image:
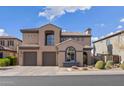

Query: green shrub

[105,61,114,69]
[6,56,17,66]
[0,58,11,67]
[0,59,6,67]
[4,58,11,66]
[95,61,106,69]
[120,63,124,70]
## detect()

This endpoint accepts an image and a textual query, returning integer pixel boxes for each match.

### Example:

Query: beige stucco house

[93,30,124,63]
[19,24,92,67]
[0,36,22,58]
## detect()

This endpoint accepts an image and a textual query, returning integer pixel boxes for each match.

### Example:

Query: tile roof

[93,30,124,43]
[0,45,16,52]
[61,32,91,36]
[0,36,16,38]
[61,32,83,36]
[56,38,83,46]
[0,36,22,41]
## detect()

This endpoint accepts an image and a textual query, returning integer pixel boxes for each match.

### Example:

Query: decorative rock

[67,68,72,71]
[88,66,93,69]
[83,67,88,70]
[71,66,78,69]
[78,68,83,71]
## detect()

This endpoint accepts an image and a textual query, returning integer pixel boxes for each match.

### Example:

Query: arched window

[66,47,76,62]
[45,31,54,46]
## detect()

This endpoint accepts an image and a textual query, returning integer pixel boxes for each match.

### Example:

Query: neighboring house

[19,24,92,66]
[93,30,124,62]
[0,36,22,58]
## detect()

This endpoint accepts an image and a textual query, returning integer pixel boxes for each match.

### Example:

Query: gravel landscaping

[0,65,124,76]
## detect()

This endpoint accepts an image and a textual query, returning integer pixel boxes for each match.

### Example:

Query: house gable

[56,39,83,51]
[39,23,62,31]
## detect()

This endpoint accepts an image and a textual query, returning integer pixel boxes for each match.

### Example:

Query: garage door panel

[23,52,37,66]
[43,52,56,66]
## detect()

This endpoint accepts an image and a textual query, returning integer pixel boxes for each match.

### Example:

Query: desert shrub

[6,56,17,66]
[0,58,11,67]
[105,61,114,69]
[95,61,106,69]
[4,58,11,66]
[120,63,124,70]
[0,59,6,67]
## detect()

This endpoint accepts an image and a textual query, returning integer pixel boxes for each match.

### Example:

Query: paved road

[0,75,124,86]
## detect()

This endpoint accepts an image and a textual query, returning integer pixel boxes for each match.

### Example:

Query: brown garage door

[23,52,37,66]
[43,52,56,66]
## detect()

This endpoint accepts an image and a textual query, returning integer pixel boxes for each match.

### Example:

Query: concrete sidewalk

[0,66,124,76]
[57,69,124,76]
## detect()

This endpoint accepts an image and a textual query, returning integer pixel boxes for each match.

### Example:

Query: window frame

[45,30,55,46]
[65,46,76,62]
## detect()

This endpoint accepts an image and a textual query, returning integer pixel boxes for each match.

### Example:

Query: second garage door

[23,52,37,66]
[43,52,56,66]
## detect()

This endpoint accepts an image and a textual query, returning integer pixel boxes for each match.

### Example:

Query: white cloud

[39,6,92,21]
[107,32,114,36]
[100,23,105,27]
[116,25,123,29]
[100,36,105,39]
[120,18,124,22]
[0,29,8,36]
[91,37,99,42]
[95,23,105,27]
[62,29,67,32]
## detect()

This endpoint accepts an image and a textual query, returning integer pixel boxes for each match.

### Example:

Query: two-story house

[19,24,92,67]
[0,36,22,58]
[93,30,124,63]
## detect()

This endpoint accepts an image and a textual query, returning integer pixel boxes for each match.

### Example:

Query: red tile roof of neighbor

[0,45,16,52]
[0,36,22,42]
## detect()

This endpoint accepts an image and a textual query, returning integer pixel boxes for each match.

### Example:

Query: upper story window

[0,40,5,46]
[106,39,113,54]
[106,39,111,45]
[8,40,14,46]
[45,31,54,46]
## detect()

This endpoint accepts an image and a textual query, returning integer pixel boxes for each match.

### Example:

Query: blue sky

[0,6,124,41]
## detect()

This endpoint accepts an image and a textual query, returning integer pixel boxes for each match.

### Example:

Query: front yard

[0,59,124,76]
[0,65,124,76]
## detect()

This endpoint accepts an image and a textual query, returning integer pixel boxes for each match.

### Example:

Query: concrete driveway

[0,66,59,76]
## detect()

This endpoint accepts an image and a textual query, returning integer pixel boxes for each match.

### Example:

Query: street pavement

[0,75,124,86]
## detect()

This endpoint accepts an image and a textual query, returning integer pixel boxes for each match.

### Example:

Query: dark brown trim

[19,47,39,49]
[20,30,39,33]
[83,48,92,50]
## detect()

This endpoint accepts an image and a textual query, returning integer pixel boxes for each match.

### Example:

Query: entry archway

[65,46,76,62]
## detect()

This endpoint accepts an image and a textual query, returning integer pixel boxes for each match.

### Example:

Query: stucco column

[77,51,83,66]
[19,50,23,66]
[37,50,42,66]
[87,51,91,65]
